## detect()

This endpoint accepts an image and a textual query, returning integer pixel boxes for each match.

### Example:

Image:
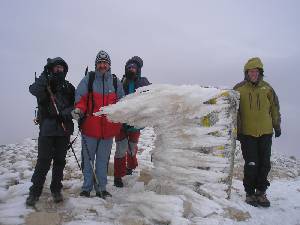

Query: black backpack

[86,71,118,115]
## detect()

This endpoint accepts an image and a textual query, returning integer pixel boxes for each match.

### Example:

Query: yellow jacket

[234,79,281,137]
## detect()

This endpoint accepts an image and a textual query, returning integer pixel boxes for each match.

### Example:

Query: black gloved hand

[33,73,50,103]
[124,124,134,129]
[237,133,243,141]
[275,129,281,138]
[36,73,48,87]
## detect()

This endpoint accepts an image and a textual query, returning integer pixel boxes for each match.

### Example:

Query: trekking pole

[124,127,134,157]
[80,130,103,198]
[78,66,103,198]
[33,108,39,125]
[33,72,39,125]
[67,131,81,170]
[45,72,81,170]
[68,143,81,170]
[46,85,67,132]
[65,65,90,170]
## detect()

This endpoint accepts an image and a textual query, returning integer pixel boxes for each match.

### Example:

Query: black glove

[123,123,131,130]
[275,129,281,138]
[33,73,49,103]
[37,73,48,86]
[236,133,243,141]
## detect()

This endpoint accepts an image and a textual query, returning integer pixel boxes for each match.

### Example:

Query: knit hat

[95,50,111,66]
[130,56,143,68]
[125,56,143,76]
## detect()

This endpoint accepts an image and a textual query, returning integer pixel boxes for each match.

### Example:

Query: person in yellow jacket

[234,57,281,207]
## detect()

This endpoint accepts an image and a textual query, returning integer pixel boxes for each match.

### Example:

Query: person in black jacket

[26,57,75,206]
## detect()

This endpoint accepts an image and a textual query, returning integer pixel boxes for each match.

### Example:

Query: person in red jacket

[114,56,151,187]
[72,50,124,198]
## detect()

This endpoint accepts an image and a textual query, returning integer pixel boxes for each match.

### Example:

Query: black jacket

[30,58,74,136]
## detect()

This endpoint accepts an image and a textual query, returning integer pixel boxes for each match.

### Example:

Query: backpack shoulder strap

[88,71,95,93]
[112,74,118,93]
[86,71,95,115]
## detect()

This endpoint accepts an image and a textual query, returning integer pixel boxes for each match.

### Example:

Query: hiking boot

[52,192,63,203]
[126,168,133,175]
[80,191,90,197]
[256,190,270,207]
[96,190,112,199]
[245,194,258,207]
[114,177,124,188]
[26,195,39,206]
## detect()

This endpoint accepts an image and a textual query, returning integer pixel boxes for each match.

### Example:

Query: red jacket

[75,71,124,139]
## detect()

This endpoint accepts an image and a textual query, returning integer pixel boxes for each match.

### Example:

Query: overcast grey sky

[0,0,299,157]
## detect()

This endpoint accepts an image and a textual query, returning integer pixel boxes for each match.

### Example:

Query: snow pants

[240,134,272,195]
[81,135,113,192]
[29,136,69,197]
[114,129,140,178]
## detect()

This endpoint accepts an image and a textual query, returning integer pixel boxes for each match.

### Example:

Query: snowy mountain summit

[0,84,299,225]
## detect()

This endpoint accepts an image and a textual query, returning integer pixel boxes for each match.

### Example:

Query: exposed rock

[224,207,251,221]
[25,212,62,225]
[137,169,153,185]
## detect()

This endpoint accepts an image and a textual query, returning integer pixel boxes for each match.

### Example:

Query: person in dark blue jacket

[26,57,75,206]
[114,56,151,187]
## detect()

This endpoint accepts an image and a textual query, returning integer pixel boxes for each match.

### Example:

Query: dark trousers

[240,134,272,195]
[29,136,69,197]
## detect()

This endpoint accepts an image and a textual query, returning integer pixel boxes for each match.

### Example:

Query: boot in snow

[80,191,90,197]
[245,193,258,207]
[52,192,63,203]
[114,177,124,188]
[96,190,112,199]
[126,168,133,175]
[256,190,270,207]
[26,195,39,206]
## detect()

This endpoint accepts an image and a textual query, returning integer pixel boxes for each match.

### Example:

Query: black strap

[88,72,118,93]
[87,72,96,115]
[86,72,118,115]
[112,74,118,94]
[88,72,95,93]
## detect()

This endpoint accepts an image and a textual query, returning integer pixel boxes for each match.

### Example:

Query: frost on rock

[98,84,240,219]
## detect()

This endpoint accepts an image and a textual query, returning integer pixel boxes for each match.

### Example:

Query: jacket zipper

[249,93,252,110]
[257,93,260,110]
[102,74,105,138]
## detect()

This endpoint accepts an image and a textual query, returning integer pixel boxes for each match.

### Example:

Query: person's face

[128,66,137,75]
[247,68,259,83]
[52,65,64,74]
[96,61,110,73]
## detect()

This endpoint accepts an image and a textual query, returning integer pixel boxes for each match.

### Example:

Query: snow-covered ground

[0,84,299,225]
